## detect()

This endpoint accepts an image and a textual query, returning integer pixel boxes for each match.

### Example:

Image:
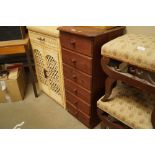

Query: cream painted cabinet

[27,27,65,108]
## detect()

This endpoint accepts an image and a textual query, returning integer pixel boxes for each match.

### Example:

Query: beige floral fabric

[101,34,155,73]
[97,83,154,129]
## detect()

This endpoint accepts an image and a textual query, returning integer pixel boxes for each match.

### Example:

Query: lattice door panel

[46,53,62,103]
[33,49,48,86]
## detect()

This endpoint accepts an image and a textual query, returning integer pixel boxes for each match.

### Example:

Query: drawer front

[62,49,92,75]
[64,78,91,104]
[66,102,78,117]
[66,90,91,115]
[63,63,92,90]
[60,32,92,56]
[66,101,90,127]
[29,31,59,49]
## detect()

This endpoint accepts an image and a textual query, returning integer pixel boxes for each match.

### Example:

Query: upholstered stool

[100,34,155,128]
[97,83,154,129]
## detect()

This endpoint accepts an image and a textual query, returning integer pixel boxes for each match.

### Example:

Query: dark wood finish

[64,78,91,104]
[101,56,155,128]
[97,109,130,129]
[66,101,91,127]
[60,32,92,56]
[101,77,116,102]
[58,26,124,37]
[59,26,125,128]
[66,90,91,115]
[63,63,92,90]
[62,49,92,75]
[24,41,38,97]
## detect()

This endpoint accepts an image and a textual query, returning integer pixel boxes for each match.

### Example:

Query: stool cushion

[101,34,155,72]
[97,83,154,129]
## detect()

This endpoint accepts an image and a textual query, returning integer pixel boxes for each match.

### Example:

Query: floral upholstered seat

[101,34,155,72]
[97,83,154,129]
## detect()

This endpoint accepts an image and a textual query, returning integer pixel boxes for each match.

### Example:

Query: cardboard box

[0,67,26,103]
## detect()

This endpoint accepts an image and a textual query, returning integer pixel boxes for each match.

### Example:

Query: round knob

[70,39,76,45]
[72,74,77,79]
[74,101,78,106]
[73,88,77,93]
[71,59,76,63]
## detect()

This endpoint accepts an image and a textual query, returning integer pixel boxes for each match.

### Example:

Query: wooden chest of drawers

[58,26,125,128]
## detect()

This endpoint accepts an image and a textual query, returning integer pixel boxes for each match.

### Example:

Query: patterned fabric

[101,34,155,73]
[97,83,154,129]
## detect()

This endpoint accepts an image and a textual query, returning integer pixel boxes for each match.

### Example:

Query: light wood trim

[0,35,29,47]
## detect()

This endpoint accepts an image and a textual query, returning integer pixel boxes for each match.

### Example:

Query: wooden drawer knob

[73,88,77,93]
[73,111,78,116]
[71,59,76,63]
[74,101,78,106]
[70,39,76,45]
[72,74,77,79]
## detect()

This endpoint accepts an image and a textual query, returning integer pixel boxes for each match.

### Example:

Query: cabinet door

[30,41,50,95]
[45,46,63,105]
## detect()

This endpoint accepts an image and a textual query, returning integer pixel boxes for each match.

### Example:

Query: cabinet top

[27,26,59,38]
[57,26,125,37]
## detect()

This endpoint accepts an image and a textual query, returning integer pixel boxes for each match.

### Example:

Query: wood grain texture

[59,26,125,128]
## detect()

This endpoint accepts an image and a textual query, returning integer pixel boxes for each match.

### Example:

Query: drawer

[67,101,91,127]
[66,101,78,117]
[64,78,91,104]
[78,110,90,128]
[62,49,92,75]
[29,31,59,49]
[66,90,91,115]
[60,32,92,57]
[63,63,92,90]
[100,112,130,129]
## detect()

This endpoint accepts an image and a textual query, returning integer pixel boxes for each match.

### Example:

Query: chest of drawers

[58,26,125,128]
[27,26,65,108]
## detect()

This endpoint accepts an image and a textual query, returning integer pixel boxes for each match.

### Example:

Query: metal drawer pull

[37,37,45,41]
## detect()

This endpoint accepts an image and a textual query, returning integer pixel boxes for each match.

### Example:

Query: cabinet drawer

[29,31,59,49]
[66,90,91,115]
[67,101,91,127]
[66,101,78,117]
[60,32,92,56]
[63,63,92,90]
[62,49,92,75]
[64,78,91,104]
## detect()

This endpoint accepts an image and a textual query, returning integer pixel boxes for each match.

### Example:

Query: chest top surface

[57,26,120,37]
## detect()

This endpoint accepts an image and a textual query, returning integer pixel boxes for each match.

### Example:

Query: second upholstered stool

[98,34,155,128]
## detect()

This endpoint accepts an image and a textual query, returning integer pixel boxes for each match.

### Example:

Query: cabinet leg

[25,43,38,97]
[101,77,116,102]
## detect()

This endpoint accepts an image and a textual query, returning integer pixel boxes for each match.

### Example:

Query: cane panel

[31,42,49,95]
[46,51,62,104]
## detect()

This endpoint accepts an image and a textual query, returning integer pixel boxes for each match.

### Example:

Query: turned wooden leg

[101,77,116,102]
[151,107,155,129]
